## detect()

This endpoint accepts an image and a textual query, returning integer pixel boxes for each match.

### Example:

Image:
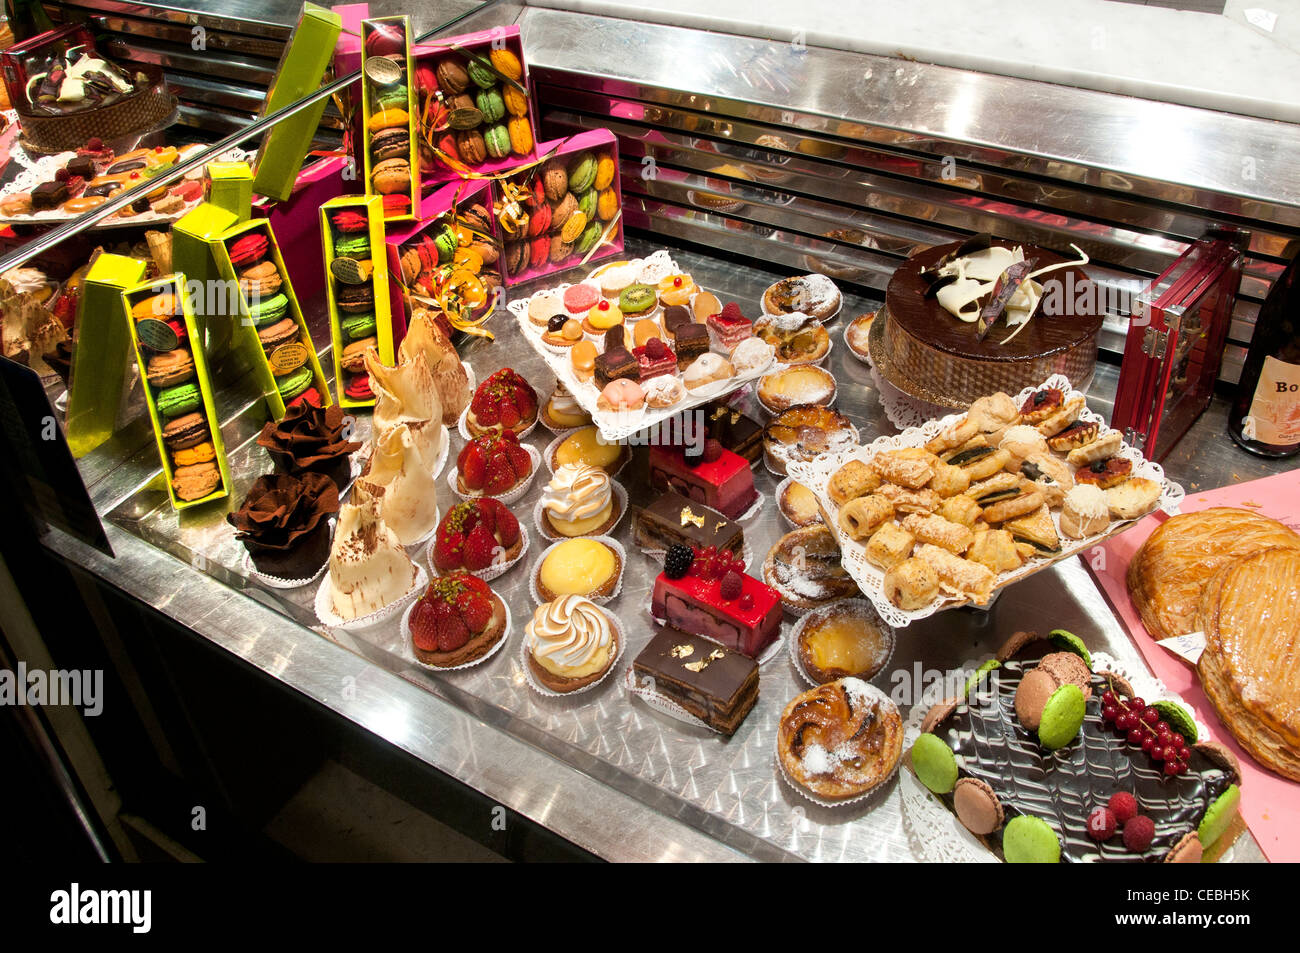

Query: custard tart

[797,600,894,684]
[777,678,903,800]
[762,404,858,475]
[753,314,831,365]
[779,480,825,528]
[757,364,836,414]
[763,525,859,610]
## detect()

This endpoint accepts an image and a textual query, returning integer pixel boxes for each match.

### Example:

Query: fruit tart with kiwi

[408,572,508,668]
[465,368,538,436]
[432,498,524,574]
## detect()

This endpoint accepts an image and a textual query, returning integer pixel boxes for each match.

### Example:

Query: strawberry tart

[408,573,508,668]
[432,498,524,574]
[456,429,534,497]
[465,368,538,437]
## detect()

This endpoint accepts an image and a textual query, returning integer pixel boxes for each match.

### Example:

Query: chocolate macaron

[162,412,210,452]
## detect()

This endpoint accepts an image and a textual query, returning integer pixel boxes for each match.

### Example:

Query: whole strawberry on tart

[456,428,534,497]
[465,368,539,437]
[408,572,508,668]
[432,498,524,574]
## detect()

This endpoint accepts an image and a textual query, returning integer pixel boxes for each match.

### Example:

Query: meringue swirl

[542,464,611,524]
[526,595,615,677]
[548,382,583,417]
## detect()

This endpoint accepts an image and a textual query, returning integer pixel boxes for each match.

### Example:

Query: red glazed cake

[649,440,757,519]
[707,302,753,351]
[634,337,676,381]
[650,544,782,658]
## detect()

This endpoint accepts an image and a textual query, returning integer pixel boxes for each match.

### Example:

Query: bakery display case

[2,0,1298,865]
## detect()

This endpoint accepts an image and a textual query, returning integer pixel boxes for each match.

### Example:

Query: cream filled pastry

[353,424,440,545]
[366,349,445,469]
[542,464,614,537]
[328,498,418,620]
[525,595,618,690]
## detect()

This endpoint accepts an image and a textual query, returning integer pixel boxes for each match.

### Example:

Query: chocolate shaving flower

[257,401,361,481]
[227,471,339,553]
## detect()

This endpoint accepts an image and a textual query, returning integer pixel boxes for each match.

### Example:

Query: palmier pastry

[865,522,915,571]
[764,526,859,610]
[1019,386,1065,425]
[838,494,893,541]
[1105,476,1161,520]
[883,557,939,610]
[827,459,881,506]
[1074,455,1132,490]
[870,447,938,490]
[1126,507,1300,641]
[1035,395,1085,437]
[1048,418,1099,453]
[1066,429,1122,467]
[777,678,903,801]
[900,513,974,555]
[915,544,997,605]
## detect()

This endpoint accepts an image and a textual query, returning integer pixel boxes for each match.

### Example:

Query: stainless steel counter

[47,234,1281,862]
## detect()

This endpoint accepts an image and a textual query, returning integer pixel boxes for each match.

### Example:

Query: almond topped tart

[753,313,831,365]
[762,404,858,476]
[778,678,903,802]
[764,525,860,611]
[757,364,836,414]
[408,572,508,668]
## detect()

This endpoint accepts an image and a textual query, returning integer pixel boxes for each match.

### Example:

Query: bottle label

[1244,355,1300,444]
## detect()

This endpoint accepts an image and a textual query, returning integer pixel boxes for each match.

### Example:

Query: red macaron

[365,23,405,57]
[345,373,373,401]
[228,233,269,267]
[382,194,412,216]
[331,210,369,233]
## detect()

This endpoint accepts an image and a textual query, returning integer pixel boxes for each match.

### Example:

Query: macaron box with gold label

[359,15,419,222]
[320,194,395,408]
[213,218,331,419]
[410,24,539,187]
[494,128,623,286]
[121,274,232,511]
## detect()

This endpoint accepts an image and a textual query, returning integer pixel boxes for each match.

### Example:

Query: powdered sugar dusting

[801,743,832,775]
[758,311,816,333]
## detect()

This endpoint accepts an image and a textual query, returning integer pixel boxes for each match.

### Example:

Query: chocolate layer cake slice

[633,627,759,736]
[635,490,744,557]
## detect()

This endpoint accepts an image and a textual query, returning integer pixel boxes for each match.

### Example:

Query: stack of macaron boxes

[121,276,232,509]
[360,16,419,221]
[219,219,332,417]
[320,194,395,408]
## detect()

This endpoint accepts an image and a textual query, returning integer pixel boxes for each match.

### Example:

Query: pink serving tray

[1087,467,1300,862]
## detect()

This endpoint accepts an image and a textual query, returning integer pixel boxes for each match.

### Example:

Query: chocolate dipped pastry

[632,626,760,736]
[256,401,361,489]
[227,472,340,579]
[916,634,1241,863]
[635,490,744,557]
[594,325,637,389]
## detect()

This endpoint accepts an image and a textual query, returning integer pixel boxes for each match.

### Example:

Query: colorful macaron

[466,56,496,89]
[345,373,373,401]
[371,158,411,195]
[257,318,299,353]
[161,412,209,451]
[156,382,202,419]
[567,152,597,193]
[341,313,378,341]
[367,108,409,133]
[483,124,510,160]
[475,88,505,123]
[382,195,411,216]
[239,261,283,298]
[336,285,375,314]
[375,84,409,112]
[228,233,269,267]
[331,210,369,233]
[246,292,290,328]
[371,127,410,162]
[276,366,314,401]
[334,234,371,259]
[145,348,194,389]
[131,292,179,322]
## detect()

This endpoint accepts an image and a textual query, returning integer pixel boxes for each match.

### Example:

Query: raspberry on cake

[407,573,508,668]
[650,544,782,658]
[634,337,676,381]
[432,498,524,573]
[456,429,534,497]
[466,368,538,436]
[649,440,758,519]
[707,302,753,352]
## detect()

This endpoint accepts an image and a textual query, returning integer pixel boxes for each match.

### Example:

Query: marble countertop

[532,0,1300,122]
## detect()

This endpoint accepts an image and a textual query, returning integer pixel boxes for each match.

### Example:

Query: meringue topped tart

[328,499,418,620]
[551,425,629,474]
[526,595,619,692]
[536,538,622,601]
[541,464,619,537]
[542,381,591,430]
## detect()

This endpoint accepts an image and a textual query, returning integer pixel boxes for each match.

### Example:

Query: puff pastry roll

[928,462,971,499]
[883,557,939,610]
[938,495,981,527]
[901,513,975,555]
[915,544,996,606]
[875,483,941,515]
[837,494,893,541]
[827,459,881,506]
[865,522,915,571]
[870,448,938,490]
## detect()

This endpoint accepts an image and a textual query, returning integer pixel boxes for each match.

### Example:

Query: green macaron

[1002,815,1061,863]
[466,56,496,88]
[483,123,510,159]
[1048,629,1092,667]
[567,151,597,193]
[1037,683,1085,750]
[276,366,313,401]
[910,733,958,794]
[1153,701,1198,743]
[434,224,458,263]
[246,292,289,328]
[577,188,597,222]
[376,84,409,111]
[156,382,202,419]
[575,221,602,255]
[1197,783,1239,847]
[964,659,1001,697]
[341,313,378,341]
[475,88,505,123]
[334,235,371,258]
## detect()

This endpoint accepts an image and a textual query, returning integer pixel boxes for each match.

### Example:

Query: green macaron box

[320,194,395,408]
[360,15,418,222]
[214,218,332,420]
[495,128,624,287]
[121,275,232,512]
[412,25,539,187]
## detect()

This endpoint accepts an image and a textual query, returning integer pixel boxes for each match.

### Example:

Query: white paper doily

[784,373,1186,629]
[520,609,626,697]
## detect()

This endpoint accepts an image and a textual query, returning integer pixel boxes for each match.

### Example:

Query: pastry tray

[785,374,1185,629]
[507,250,776,442]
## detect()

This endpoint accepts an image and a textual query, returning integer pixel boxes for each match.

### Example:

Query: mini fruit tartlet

[465,367,538,436]
[581,298,623,336]
[408,572,508,668]
[541,314,585,348]
[525,594,620,693]
[456,429,534,497]
[657,273,696,307]
[541,380,592,430]
[432,497,524,574]
[550,425,631,475]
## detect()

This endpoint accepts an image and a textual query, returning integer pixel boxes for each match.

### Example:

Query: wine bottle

[1228,247,1300,458]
